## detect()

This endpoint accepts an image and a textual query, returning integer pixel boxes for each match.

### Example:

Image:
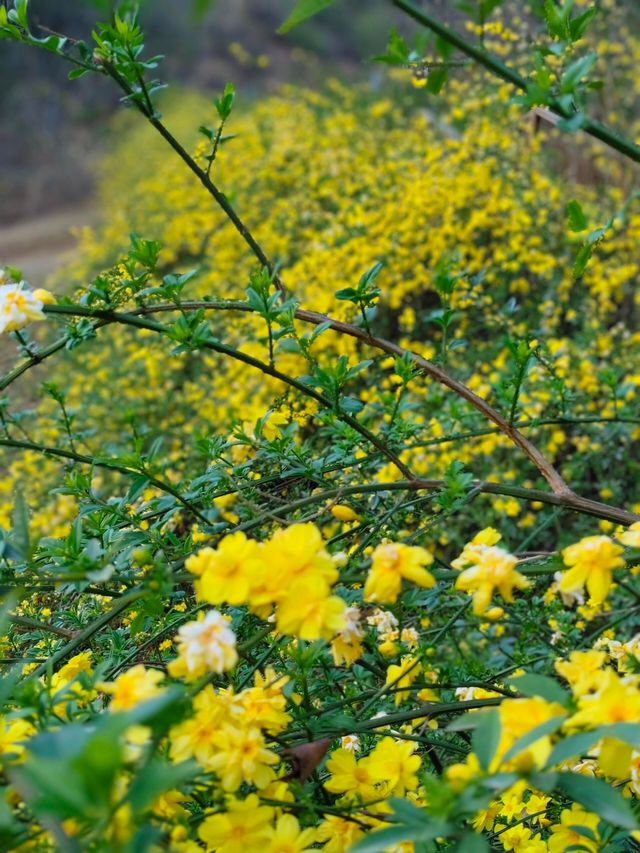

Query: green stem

[392,0,640,164]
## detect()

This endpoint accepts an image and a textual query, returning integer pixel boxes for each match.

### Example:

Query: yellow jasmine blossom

[276,577,346,641]
[548,804,599,853]
[330,504,359,522]
[498,697,567,771]
[618,521,640,548]
[451,527,502,570]
[554,649,607,696]
[98,664,164,711]
[331,604,364,666]
[364,541,435,603]
[187,531,264,606]
[455,545,528,615]
[198,794,274,853]
[206,724,279,791]
[0,717,35,762]
[560,535,625,604]
[315,815,365,853]
[324,747,377,800]
[366,736,421,796]
[265,814,316,853]
[386,655,422,705]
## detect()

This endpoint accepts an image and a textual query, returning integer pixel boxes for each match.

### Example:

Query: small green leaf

[573,243,593,278]
[472,710,501,771]
[10,491,30,561]
[566,200,588,232]
[278,0,336,34]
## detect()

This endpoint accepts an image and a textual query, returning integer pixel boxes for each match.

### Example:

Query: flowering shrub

[1,0,640,851]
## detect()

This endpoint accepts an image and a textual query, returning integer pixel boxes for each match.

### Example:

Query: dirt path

[0,205,98,286]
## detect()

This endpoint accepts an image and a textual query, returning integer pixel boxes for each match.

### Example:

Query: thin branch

[392,0,640,163]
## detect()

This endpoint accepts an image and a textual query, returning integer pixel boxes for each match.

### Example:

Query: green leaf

[560,52,597,93]
[472,710,501,771]
[569,7,597,41]
[451,833,489,853]
[566,200,588,232]
[127,759,198,813]
[373,28,410,65]
[278,0,336,34]
[426,67,449,94]
[10,491,30,561]
[556,773,639,830]
[547,722,640,766]
[573,243,593,278]
[350,819,450,853]
[508,673,570,706]
[68,67,90,80]
[335,287,358,301]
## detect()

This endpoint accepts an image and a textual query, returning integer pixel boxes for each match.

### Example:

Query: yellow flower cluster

[186,525,347,641]
[170,667,290,793]
[325,736,421,801]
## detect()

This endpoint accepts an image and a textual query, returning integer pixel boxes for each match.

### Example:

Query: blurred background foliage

[1,0,639,224]
[0,0,405,223]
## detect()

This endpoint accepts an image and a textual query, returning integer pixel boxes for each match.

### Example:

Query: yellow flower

[386,656,421,705]
[198,794,274,853]
[455,545,528,615]
[32,288,56,305]
[264,814,316,853]
[560,535,625,604]
[324,748,377,800]
[168,609,238,681]
[618,521,640,548]
[451,527,502,570]
[554,650,607,696]
[0,717,35,762]
[364,542,435,603]
[330,504,359,522]
[98,664,164,711]
[276,577,346,641]
[187,531,264,606]
[366,736,421,796]
[170,685,230,766]
[263,523,338,591]
[548,804,599,853]
[206,724,279,791]
[315,815,365,853]
[567,669,640,778]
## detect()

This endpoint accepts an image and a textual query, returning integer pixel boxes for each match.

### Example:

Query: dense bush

[1,1,640,851]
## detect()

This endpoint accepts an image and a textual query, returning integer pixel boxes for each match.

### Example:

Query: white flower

[367,608,399,634]
[172,610,238,678]
[0,280,54,335]
[341,734,360,752]
[455,686,476,701]
[339,605,363,643]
